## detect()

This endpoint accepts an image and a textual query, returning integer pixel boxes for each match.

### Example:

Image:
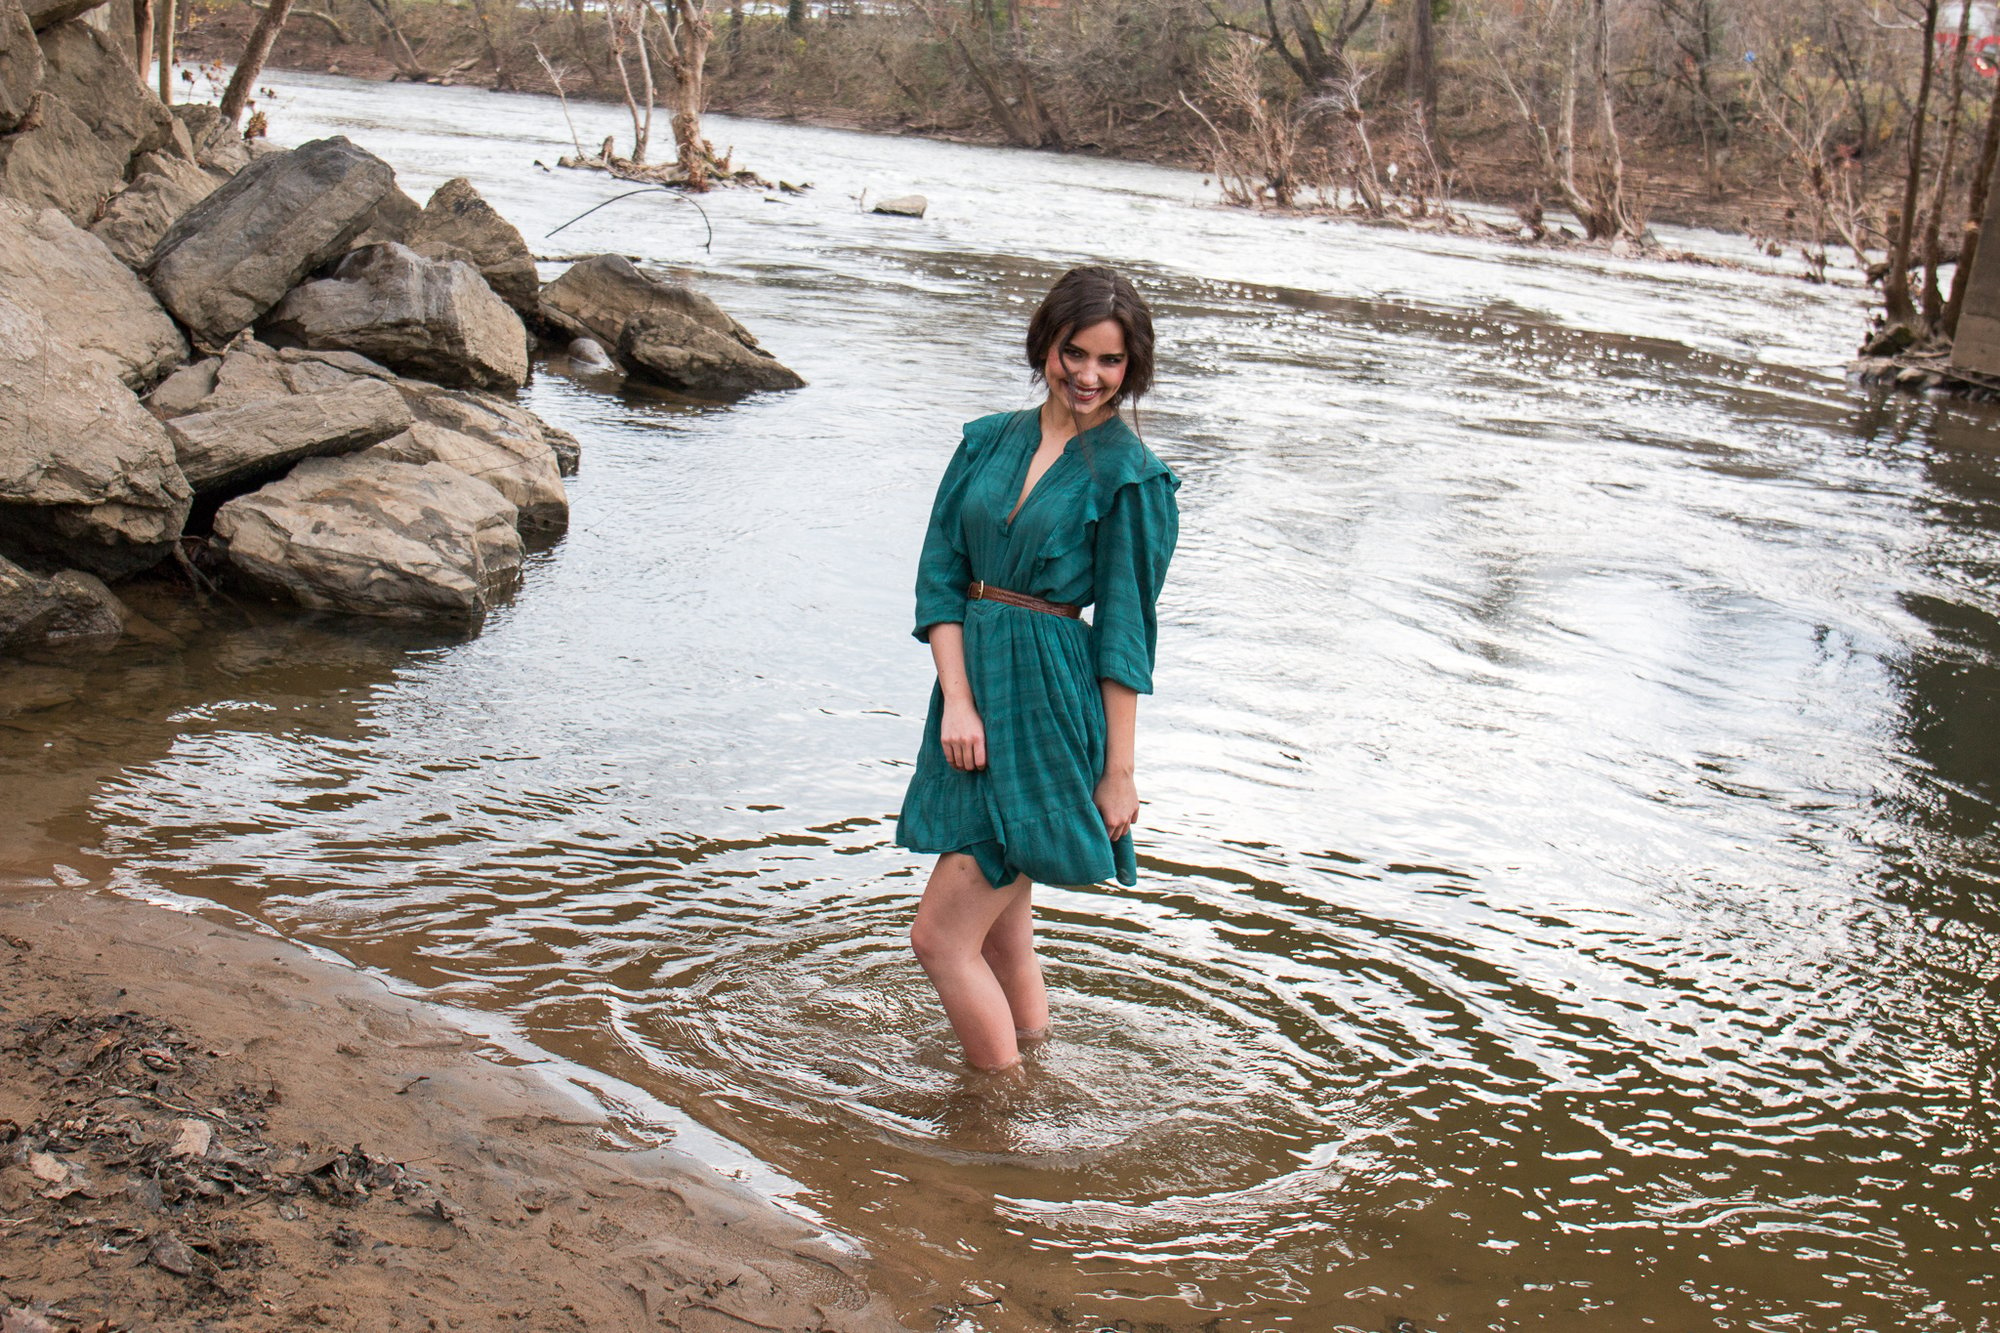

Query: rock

[0,0,41,134]
[37,19,174,161]
[406,177,539,317]
[0,91,128,223]
[165,377,414,492]
[395,377,577,479]
[539,254,802,394]
[0,197,187,390]
[0,555,128,650]
[0,294,191,577]
[90,152,220,270]
[871,194,928,218]
[146,355,219,416]
[1862,323,1917,358]
[23,0,107,27]
[149,136,398,344]
[620,309,808,395]
[262,242,529,391]
[170,102,250,176]
[367,417,567,532]
[351,181,420,248]
[567,336,614,370]
[212,454,523,621]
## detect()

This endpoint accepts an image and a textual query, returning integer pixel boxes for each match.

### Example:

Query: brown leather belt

[967,581,1082,619]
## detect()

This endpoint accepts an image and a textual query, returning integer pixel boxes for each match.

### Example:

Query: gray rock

[0,0,42,134]
[149,136,397,344]
[395,377,578,479]
[0,555,126,650]
[37,19,174,162]
[351,182,420,248]
[0,91,128,223]
[0,197,187,390]
[367,417,567,533]
[90,153,220,270]
[621,308,807,395]
[169,102,251,176]
[567,336,614,370]
[212,454,523,621]
[165,377,414,492]
[146,356,220,417]
[539,254,802,394]
[23,0,108,28]
[262,242,529,391]
[407,177,538,316]
[0,294,190,577]
[872,195,928,218]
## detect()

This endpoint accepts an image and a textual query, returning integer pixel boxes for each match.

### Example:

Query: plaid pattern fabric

[896,409,1180,887]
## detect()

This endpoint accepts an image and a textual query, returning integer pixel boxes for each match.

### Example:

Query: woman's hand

[941,696,988,772]
[1095,767,1139,842]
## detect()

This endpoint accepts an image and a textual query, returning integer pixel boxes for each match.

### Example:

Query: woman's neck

[1040,396,1116,438]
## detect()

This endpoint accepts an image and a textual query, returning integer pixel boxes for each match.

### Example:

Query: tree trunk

[1409,0,1442,163]
[1944,59,2000,338]
[157,0,174,103]
[786,0,802,32]
[131,0,152,81]
[667,0,713,188]
[1885,0,1941,329]
[219,0,294,124]
[1922,0,1974,333]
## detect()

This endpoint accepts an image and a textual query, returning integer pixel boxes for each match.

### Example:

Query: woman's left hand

[1095,768,1139,843]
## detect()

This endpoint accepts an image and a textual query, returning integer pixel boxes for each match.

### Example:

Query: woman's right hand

[941,696,988,772]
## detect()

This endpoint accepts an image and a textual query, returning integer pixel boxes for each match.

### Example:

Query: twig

[532,43,586,160]
[544,186,713,250]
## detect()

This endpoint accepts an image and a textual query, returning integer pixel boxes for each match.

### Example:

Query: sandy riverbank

[0,878,907,1332]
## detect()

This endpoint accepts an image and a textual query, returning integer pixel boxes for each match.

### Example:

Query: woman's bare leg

[980,875,1048,1038]
[911,854,1034,1070]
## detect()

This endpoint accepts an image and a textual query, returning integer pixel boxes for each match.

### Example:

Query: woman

[896,266,1180,1072]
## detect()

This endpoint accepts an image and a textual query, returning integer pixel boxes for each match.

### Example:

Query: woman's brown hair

[1025,265,1155,407]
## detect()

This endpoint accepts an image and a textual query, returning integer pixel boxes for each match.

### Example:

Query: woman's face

[1043,318,1128,426]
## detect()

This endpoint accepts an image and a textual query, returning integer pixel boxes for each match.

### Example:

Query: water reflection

[3,71,1998,1330]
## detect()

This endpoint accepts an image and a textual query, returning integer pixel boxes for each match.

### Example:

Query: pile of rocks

[0,0,804,649]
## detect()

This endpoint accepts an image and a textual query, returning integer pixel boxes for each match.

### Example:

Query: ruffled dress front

[895,408,1180,888]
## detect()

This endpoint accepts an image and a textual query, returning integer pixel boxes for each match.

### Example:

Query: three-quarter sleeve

[1091,472,1180,693]
[912,431,977,642]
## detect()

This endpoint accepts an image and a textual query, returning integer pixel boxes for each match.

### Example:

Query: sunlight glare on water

[6,70,2000,1332]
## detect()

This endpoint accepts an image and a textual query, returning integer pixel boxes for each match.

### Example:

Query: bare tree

[220,0,295,124]
[1883,0,1941,329]
[605,0,657,163]
[653,0,717,188]
[1477,0,1643,241]
[1943,51,2000,337]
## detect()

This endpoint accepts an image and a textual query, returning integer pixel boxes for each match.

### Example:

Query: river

[5,69,2000,1331]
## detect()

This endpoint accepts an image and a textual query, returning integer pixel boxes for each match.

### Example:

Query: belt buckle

[968,581,987,601]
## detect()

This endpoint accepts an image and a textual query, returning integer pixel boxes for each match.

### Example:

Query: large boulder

[0,294,191,578]
[0,554,126,651]
[149,136,397,344]
[165,377,414,493]
[0,197,187,389]
[90,152,221,271]
[350,182,420,248]
[406,177,538,317]
[212,454,523,621]
[23,0,108,28]
[396,377,578,480]
[538,254,802,394]
[367,419,567,533]
[0,0,41,134]
[37,20,174,163]
[0,90,127,223]
[261,242,529,391]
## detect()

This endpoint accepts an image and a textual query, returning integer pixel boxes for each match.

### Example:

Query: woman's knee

[909,915,966,968]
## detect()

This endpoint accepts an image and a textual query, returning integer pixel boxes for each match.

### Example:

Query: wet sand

[0,880,907,1332]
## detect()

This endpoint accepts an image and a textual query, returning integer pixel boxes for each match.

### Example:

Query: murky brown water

[7,72,2000,1331]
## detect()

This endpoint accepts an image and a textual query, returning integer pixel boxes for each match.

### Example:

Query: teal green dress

[895,408,1180,888]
